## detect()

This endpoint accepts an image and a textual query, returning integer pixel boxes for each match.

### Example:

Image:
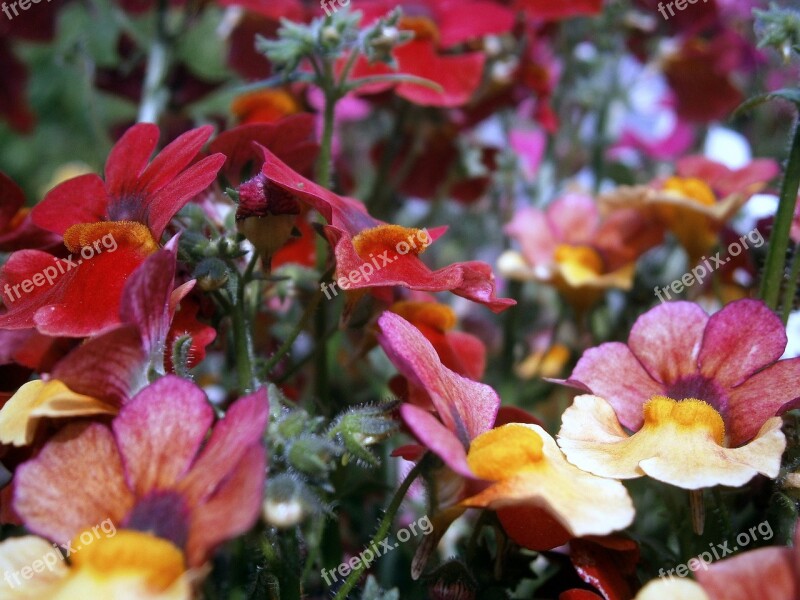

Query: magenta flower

[559,299,800,447]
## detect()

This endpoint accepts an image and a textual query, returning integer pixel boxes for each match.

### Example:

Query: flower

[499,193,662,311]
[0,172,60,252]
[257,147,515,313]
[0,530,191,599]
[599,157,777,263]
[0,125,224,337]
[12,376,268,567]
[555,299,798,489]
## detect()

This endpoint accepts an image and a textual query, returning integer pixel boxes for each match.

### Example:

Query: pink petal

[696,546,796,600]
[185,446,266,566]
[718,159,780,197]
[31,174,109,235]
[178,388,269,506]
[400,404,472,478]
[52,325,145,406]
[138,125,214,193]
[434,1,515,48]
[146,153,226,239]
[105,123,160,197]
[547,194,599,246]
[628,301,708,384]
[699,299,787,388]
[13,423,135,543]
[728,358,800,445]
[505,207,557,266]
[377,312,500,441]
[113,376,214,496]
[569,342,663,431]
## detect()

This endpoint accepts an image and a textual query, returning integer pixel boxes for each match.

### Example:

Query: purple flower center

[663,374,728,417]
[124,490,190,549]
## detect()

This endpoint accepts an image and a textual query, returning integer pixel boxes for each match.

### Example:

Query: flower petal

[105,124,160,198]
[31,174,109,235]
[0,536,69,598]
[14,423,135,543]
[727,357,800,445]
[557,395,785,489]
[462,424,634,537]
[400,404,472,478]
[634,578,709,600]
[568,343,662,431]
[377,312,500,442]
[113,376,214,496]
[699,299,787,389]
[628,301,708,384]
[695,546,796,600]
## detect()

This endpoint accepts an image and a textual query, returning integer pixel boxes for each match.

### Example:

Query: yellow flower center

[389,301,456,332]
[352,224,429,261]
[643,396,725,445]
[69,529,186,592]
[63,221,158,256]
[467,424,544,480]
[553,244,604,280]
[663,177,716,207]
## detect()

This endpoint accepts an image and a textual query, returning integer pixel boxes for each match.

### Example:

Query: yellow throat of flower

[63,221,158,256]
[467,424,544,480]
[643,396,725,445]
[352,224,429,261]
[663,177,716,207]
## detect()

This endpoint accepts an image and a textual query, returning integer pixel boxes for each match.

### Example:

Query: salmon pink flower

[0,124,224,337]
[555,299,797,489]
[499,193,662,311]
[12,376,268,567]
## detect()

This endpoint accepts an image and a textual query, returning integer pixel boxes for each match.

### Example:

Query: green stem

[332,459,425,599]
[782,244,800,323]
[761,118,800,310]
[137,0,171,124]
[263,289,323,374]
[231,277,256,391]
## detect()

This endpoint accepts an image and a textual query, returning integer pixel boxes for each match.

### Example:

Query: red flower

[0,125,224,337]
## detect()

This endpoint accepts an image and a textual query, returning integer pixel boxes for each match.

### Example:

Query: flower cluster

[1,0,800,599]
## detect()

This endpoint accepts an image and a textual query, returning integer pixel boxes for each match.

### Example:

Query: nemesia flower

[599,157,777,263]
[0,124,224,337]
[499,193,662,311]
[255,147,515,312]
[13,376,268,566]
[634,526,800,600]
[231,88,302,124]
[555,300,797,489]
[0,530,191,599]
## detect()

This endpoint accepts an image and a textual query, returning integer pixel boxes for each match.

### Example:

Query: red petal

[434,1,515,47]
[105,123,160,197]
[138,125,214,193]
[570,537,639,600]
[496,505,572,551]
[32,174,109,235]
[515,0,603,20]
[696,546,796,600]
[394,41,485,108]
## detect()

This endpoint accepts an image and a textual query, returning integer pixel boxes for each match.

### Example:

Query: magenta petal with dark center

[627,301,707,384]
[569,342,663,431]
[113,375,214,497]
[727,358,800,445]
[699,299,787,389]
[376,312,500,443]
